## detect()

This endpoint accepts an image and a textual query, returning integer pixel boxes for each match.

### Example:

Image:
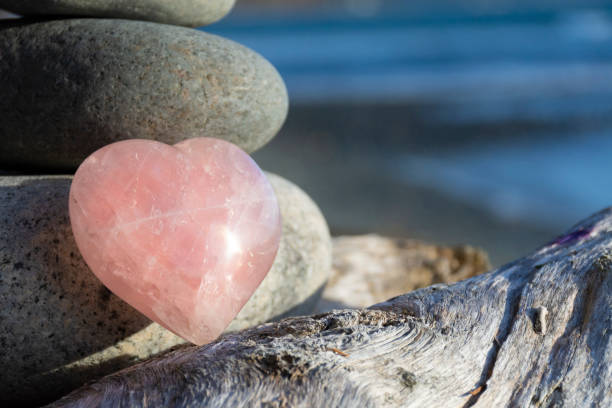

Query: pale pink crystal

[69,138,281,345]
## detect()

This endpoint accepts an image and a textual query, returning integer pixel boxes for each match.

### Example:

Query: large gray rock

[0,0,235,27]
[0,19,288,170]
[0,176,184,408]
[0,174,330,407]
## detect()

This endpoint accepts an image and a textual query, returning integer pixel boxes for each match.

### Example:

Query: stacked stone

[0,2,331,407]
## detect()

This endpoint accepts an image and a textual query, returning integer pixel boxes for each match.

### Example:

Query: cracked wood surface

[49,209,612,407]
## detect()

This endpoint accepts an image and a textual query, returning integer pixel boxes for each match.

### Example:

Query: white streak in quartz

[106,198,275,234]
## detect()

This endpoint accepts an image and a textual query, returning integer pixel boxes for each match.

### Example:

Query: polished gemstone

[69,138,281,345]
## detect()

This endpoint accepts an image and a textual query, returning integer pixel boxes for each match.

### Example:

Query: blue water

[204,6,612,229]
[205,8,612,103]
[391,132,612,227]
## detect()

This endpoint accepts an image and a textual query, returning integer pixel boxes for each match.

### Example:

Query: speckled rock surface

[0,19,288,171]
[0,176,186,407]
[0,0,235,27]
[0,174,330,407]
[227,173,332,331]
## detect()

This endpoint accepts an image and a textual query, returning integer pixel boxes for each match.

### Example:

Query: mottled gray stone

[228,173,332,331]
[0,0,235,27]
[0,19,288,170]
[0,173,330,407]
[0,176,185,408]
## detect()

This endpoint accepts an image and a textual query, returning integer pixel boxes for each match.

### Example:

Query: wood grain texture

[319,235,490,311]
[48,208,612,407]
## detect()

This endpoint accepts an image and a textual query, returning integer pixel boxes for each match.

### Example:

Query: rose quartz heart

[69,138,281,345]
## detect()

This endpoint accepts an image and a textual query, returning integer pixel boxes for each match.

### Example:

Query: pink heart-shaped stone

[69,138,281,345]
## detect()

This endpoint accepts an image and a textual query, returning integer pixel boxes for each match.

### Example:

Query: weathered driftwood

[319,235,490,311]
[49,209,612,407]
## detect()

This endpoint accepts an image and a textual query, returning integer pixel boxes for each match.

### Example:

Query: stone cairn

[0,2,332,406]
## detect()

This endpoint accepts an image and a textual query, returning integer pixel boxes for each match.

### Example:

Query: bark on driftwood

[49,209,612,407]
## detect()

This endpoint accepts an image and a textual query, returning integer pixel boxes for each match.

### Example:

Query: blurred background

[203,0,612,266]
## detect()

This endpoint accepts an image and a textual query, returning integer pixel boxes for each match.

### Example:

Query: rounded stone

[0,0,235,27]
[0,19,288,171]
[0,173,330,407]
